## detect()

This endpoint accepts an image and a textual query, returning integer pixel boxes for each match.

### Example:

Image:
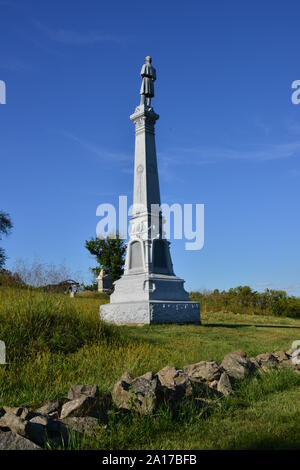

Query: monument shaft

[132,107,160,213]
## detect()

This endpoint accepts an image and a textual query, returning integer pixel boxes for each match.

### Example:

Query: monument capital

[130,105,159,136]
[130,104,159,122]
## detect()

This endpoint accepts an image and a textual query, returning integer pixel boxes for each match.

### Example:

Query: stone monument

[97,268,113,294]
[100,56,200,324]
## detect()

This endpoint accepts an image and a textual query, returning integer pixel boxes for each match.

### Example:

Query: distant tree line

[0,268,25,288]
[0,260,80,292]
[0,211,12,269]
[190,286,300,318]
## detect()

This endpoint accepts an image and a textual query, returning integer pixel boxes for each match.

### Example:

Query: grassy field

[1,287,300,449]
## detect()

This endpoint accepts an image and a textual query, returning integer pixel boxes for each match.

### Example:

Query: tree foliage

[85,235,126,283]
[0,269,25,288]
[0,211,13,269]
[190,286,300,318]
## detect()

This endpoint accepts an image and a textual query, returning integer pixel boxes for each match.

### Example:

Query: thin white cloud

[160,141,300,165]
[60,130,300,185]
[60,130,130,163]
[33,20,124,46]
[255,281,300,295]
[254,281,276,289]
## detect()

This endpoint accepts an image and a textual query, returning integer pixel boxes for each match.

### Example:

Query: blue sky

[1,0,300,294]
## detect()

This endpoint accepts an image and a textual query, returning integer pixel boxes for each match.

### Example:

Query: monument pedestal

[100,58,200,325]
[101,301,200,325]
[101,271,200,324]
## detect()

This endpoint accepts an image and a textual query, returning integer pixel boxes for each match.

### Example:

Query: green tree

[85,234,126,283]
[0,211,13,269]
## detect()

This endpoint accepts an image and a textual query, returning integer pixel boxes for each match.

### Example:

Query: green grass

[1,287,300,449]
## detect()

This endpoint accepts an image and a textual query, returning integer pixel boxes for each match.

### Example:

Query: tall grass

[0,287,113,362]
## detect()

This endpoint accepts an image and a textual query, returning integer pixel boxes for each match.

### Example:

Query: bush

[190,286,300,318]
[0,269,25,288]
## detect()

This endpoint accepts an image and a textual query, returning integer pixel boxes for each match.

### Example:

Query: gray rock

[156,366,192,404]
[249,357,260,370]
[220,350,251,380]
[279,359,294,369]
[272,351,294,369]
[217,372,233,396]
[0,431,42,450]
[255,352,278,371]
[48,411,59,419]
[112,371,158,414]
[286,348,296,357]
[120,371,134,383]
[292,348,300,358]
[35,400,62,417]
[184,361,221,383]
[30,415,49,426]
[60,395,99,419]
[131,372,158,414]
[2,406,35,420]
[2,406,22,416]
[156,366,190,392]
[1,410,69,447]
[61,417,100,436]
[291,349,300,365]
[0,413,27,435]
[0,413,46,446]
[208,380,218,390]
[111,372,134,411]
[273,350,289,362]
[67,384,99,401]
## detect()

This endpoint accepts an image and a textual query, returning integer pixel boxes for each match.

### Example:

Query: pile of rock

[0,385,105,450]
[1,346,299,449]
[111,347,300,415]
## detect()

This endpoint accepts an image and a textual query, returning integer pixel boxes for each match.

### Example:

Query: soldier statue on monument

[140,55,156,107]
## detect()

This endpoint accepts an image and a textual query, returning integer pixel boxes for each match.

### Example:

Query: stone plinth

[101,300,200,325]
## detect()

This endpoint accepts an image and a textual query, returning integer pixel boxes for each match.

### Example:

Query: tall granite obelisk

[100,56,200,324]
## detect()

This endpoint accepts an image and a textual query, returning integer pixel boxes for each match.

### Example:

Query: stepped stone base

[100,300,200,325]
